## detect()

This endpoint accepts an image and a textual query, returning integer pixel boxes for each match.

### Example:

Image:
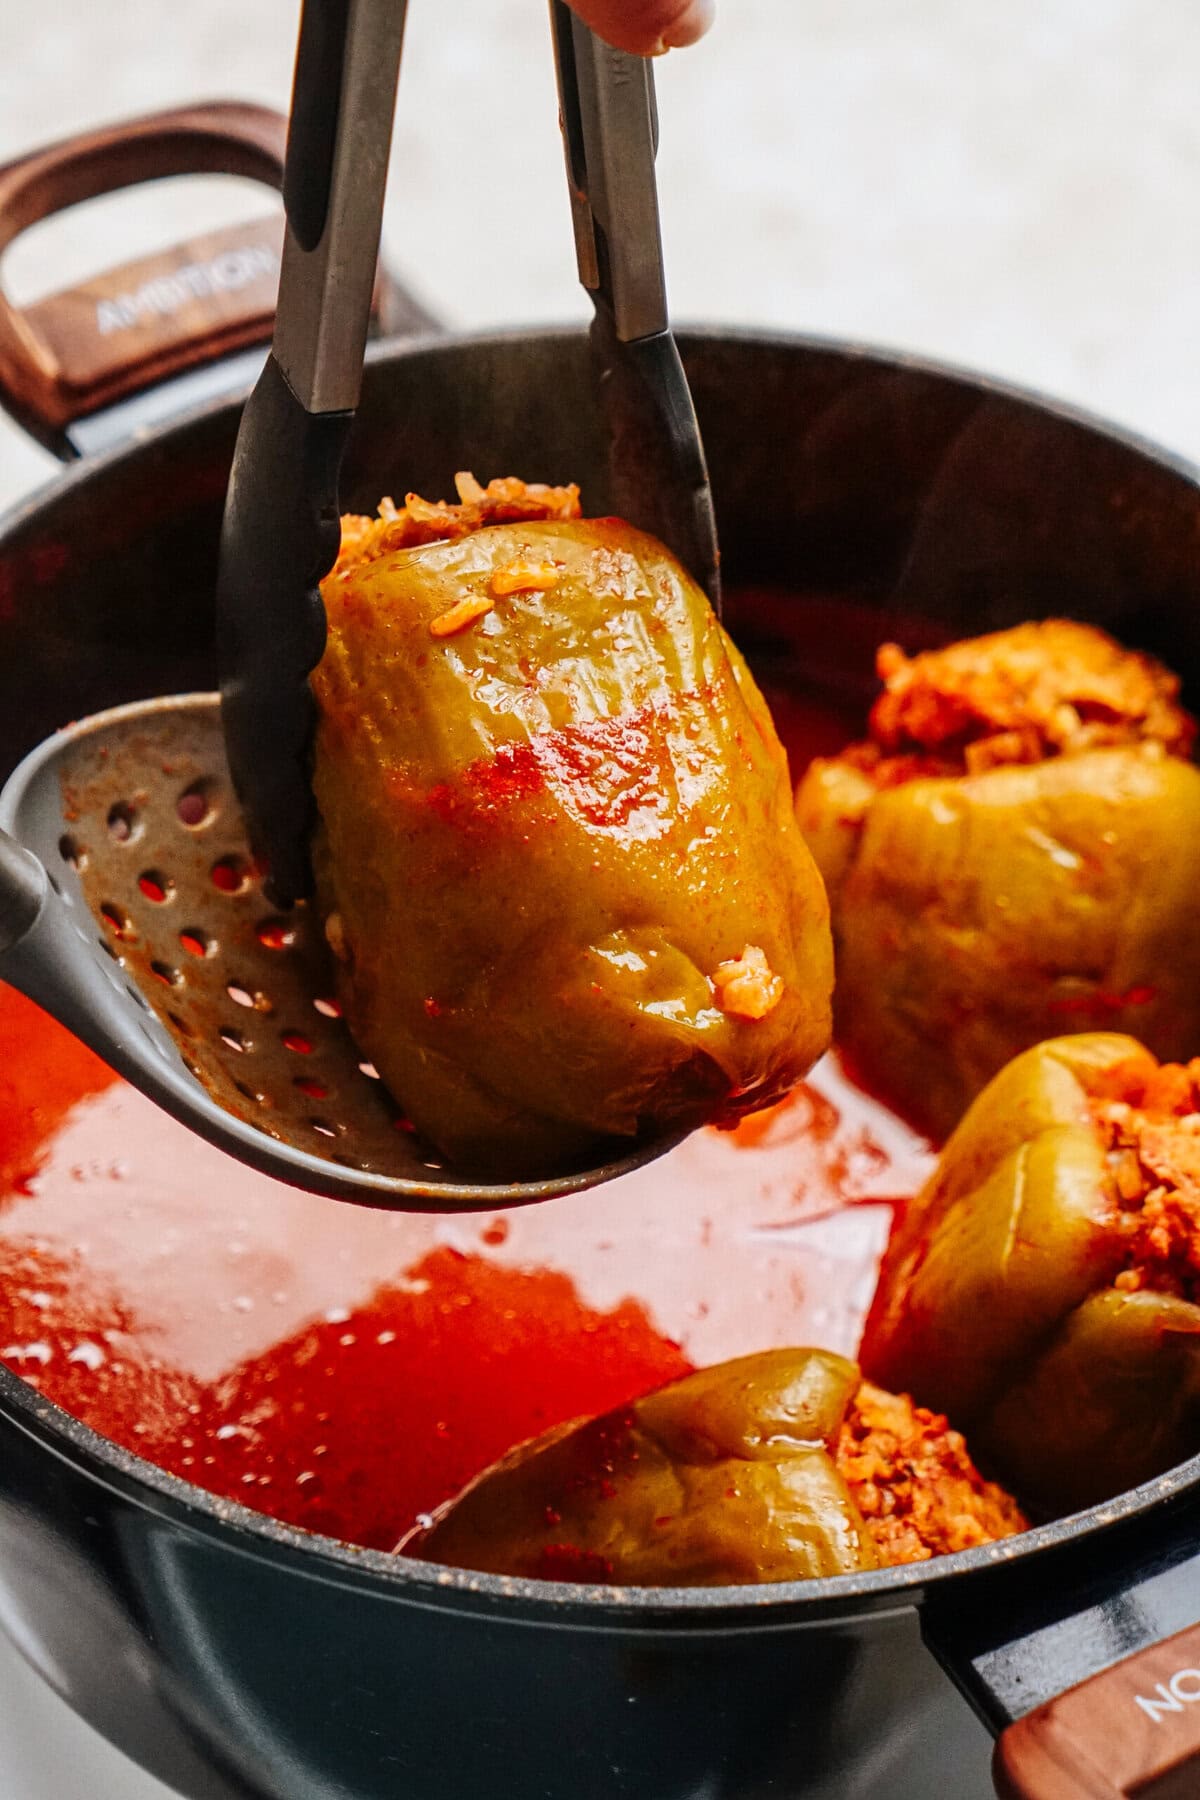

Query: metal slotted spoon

[0,0,716,1210]
[0,695,674,1208]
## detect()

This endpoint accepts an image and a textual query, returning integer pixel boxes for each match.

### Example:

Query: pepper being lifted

[312,476,833,1177]
[401,1347,1026,1583]
[862,1033,1200,1516]
[796,620,1200,1138]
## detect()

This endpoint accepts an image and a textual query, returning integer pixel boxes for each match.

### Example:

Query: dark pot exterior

[3,328,1200,1799]
[1,1396,1001,1800]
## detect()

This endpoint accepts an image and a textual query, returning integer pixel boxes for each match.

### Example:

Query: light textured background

[5,0,1200,506]
[2,0,1200,1793]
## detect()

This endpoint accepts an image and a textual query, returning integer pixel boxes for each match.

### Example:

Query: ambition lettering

[95,244,279,336]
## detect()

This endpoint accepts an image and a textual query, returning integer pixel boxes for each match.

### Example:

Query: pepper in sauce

[862,1032,1200,1514]
[405,1346,1026,1583]
[796,620,1200,1138]
[0,976,928,1551]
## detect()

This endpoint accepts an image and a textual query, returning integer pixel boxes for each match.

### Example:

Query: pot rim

[4,1355,1197,1629]
[5,319,1200,521]
[4,318,1200,1631]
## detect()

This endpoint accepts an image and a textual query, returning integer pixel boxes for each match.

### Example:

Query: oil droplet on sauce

[0,689,934,1547]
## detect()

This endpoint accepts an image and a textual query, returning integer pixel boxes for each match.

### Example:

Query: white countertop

[1,1,1199,1793]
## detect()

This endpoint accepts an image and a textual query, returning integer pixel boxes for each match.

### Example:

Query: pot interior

[4,329,1199,768]
[1,326,1199,1583]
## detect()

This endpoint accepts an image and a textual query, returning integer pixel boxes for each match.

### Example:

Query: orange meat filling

[336,472,582,572]
[1092,1058,1200,1303]
[836,1383,1028,1565]
[842,619,1194,784]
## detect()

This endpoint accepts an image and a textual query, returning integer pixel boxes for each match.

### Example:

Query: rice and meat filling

[863,618,1194,779]
[1093,1056,1200,1303]
[837,1381,1027,1566]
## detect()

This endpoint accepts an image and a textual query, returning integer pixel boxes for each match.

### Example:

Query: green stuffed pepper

[862,1032,1200,1514]
[312,476,833,1176]
[400,1346,1026,1583]
[796,620,1200,1138]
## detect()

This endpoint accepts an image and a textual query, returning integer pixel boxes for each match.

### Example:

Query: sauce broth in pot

[0,653,931,1551]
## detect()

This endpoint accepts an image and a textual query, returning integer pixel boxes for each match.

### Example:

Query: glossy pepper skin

[403,1348,878,1585]
[312,510,832,1176]
[861,1033,1200,1515]
[796,624,1200,1139]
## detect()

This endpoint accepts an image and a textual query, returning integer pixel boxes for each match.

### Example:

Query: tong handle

[550,4,721,611]
[274,0,409,414]
[550,1,667,344]
[218,0,408,904]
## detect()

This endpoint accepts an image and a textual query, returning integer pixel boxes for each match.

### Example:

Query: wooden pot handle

[0,101,437,456]
[995,1618,1200,1798]
[0,103,290,452]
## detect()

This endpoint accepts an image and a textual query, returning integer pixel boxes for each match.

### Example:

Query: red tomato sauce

[0,687,932,1551]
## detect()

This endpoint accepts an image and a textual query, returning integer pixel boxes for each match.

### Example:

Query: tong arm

[551,0,667,344]
[274,0,409,414]
[550,2,721,610]
[218,0,409,904]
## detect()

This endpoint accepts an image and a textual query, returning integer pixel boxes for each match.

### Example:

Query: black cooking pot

[1,105,1200,1800]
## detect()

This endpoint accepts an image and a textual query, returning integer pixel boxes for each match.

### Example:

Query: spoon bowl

[0,693,680,1210]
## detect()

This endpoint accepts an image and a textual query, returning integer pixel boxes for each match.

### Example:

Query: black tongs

[218,0,721,909]
[549,1,720,611]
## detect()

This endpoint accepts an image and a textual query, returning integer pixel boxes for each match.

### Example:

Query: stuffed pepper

[313,476,833,1176]
[862,1032,1200,1514]
[795,619,1200,1137]
[401,1346,1026,1583]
